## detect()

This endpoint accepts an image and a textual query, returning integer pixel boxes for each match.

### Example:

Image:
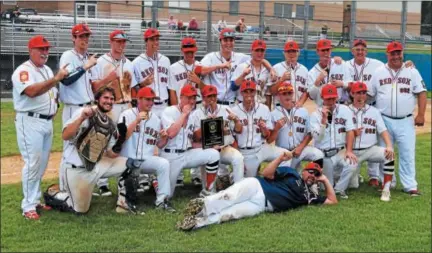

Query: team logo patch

[323,41,328,46]
[421,80,426,89]
[19,71,29,82]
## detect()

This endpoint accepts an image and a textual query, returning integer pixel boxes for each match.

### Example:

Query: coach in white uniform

[133,28,171,117]
[268,82,324,171]
[231,80,291,177]
[368,41,427,196]
[308,39,351,106]
[12,35,68,220]
[118,87,174,212]
[161,85,221,197]
[58,23,98,192]
[310,85,358,199]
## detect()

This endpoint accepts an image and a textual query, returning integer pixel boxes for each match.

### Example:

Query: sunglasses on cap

[182,44,196,48]
[305,169,322,177]
[222,31,235,37]
[319,49,331,52]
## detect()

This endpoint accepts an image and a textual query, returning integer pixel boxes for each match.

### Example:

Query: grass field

[1,103,431,252]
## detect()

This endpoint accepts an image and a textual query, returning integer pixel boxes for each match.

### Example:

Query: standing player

[132,28,171,117]
[368,41,427,196]
[90,30,138,195]
[269,40,309,108]
[231,80,291,177]
[309,85,358,199]
[58,23,98,191]
[308,39,351,106]
[118,87,174,212]
[12,35,69,220]
[231,39,272,107]
[43,87,142,215]
[268,82,324,170]
[348,82,395,201]
[191,85,244,188]
[160,84,221,197]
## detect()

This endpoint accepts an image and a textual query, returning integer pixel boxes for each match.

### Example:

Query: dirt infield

[1,100,430,185]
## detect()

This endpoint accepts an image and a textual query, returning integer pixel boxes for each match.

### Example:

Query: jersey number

[146,139,157,145]
[400,88,410,94]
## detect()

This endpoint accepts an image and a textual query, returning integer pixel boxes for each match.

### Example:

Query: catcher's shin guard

[43,184,73,212]
[118,159,140,207]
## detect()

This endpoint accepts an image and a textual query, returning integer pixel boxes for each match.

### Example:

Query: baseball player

[309,85,358,199]
[58,23,98,192]
[368,41,427,196]
[132,28,171,117]
[268,82,324,171]
[177,154,337,231]
[269,40,310,108]
[190,85,244,188]
[168,37,230,186]
[201,28,276,106]
[12,35,69,220]
[90,29,138,194]
[308,39,351,106]
[231,39,272,107]
[348,81,395,201]
[230,80,291,177]
[160,84,221,197]
[42,87,143,215]
[118,87,175,212]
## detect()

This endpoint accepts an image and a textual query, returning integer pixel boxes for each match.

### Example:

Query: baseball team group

[11,23,427,231]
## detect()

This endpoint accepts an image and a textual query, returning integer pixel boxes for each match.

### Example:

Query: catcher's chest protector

[75,110,116,171]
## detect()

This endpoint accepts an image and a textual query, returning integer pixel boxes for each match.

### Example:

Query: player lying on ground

[176,151,338,231]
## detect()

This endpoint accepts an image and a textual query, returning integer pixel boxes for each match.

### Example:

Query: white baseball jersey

[118,108,162,160]
[273,61,309,104]
[201,52,250,102]
[133,52,171,103]
[191,104,235,146]
[161,106,195,150]
[307,59,351,106]
[271,106,310,150]
[168,60,202,103]
[59,49,94,104]
[310,104,355,150]
[231,61,271,103]
[346,57,384,84]
[91,53,138,101]
[369,64,426,118]
[348,104,387,149]
[230,103,273,148]
[12,60,58,115]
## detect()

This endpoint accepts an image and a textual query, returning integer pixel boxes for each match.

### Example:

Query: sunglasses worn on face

[320,49,330,52]
[355,91,367,95]
[254,49,265,52]
[285,50,298,53]
[182,44,196,48]
[306,169,322,177]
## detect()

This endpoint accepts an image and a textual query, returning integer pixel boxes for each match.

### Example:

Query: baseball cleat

[176,216,197,231]
[176,179,184,187]
[407,190,421,197]
[36,203,52,213]
[23,210,40,220]
[380,190,391,202]
[156,200,177,213]
[192,177,202,186]
[184,198,204,217]
[116,201,145,215]
[199,188,215,198]
[99,186,113,197]
[368,178,380,187]
[336,191,349,199]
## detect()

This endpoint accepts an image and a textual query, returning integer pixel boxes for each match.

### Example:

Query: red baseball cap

[219,28,235,39]
[353,39,367,48]
[284,40,299,51]
[251,40,266,51]
[351,81,368,93]
[144,28,160,39]
[316,39,332,50]
[303,162,323,173]
[321,84,338,99]
[72,23,92,36]
[110,30,130,41]
[181,84,198,96]
[28,35,51,49]
[277,82,294,94]
[240,80,257,92]
[181,37,197,52]
[201,85,218,97]
[387,41,403,53]
[137,87,157,99]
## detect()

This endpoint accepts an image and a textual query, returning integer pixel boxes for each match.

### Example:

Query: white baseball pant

[160,148,220,197]
[16,112,53,213]
[240,143,291,177]
[195,177,273,229]
[289,146,324,172]
[322,149,358,192]
[216,145,245,182]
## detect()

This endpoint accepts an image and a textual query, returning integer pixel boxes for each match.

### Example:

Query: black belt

[27,112,54,120]
[77,102,92,107]
[196,101,202,104]
[154,99,168,105]
[240,143,264,150]
[275,103,281,107]
[217,100,235,105]
[382,114,412,120]
[353,146,372,151]
[164,148,192,153]
[323,147,345,157]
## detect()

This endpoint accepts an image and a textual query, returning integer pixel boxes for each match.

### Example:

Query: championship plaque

[201,116,224,149]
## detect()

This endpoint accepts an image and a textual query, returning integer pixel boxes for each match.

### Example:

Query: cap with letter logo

[240,80,257,92]
[28,35,51,49]
[137,87,157,99]
[351,81,368,93]
[386,41,403,53]
[201,85,218,97]
[181,84,198,96]
[321,84,338,99]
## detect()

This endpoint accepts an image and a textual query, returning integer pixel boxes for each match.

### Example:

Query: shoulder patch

[421,80,426,89]
[20,71,29,83]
